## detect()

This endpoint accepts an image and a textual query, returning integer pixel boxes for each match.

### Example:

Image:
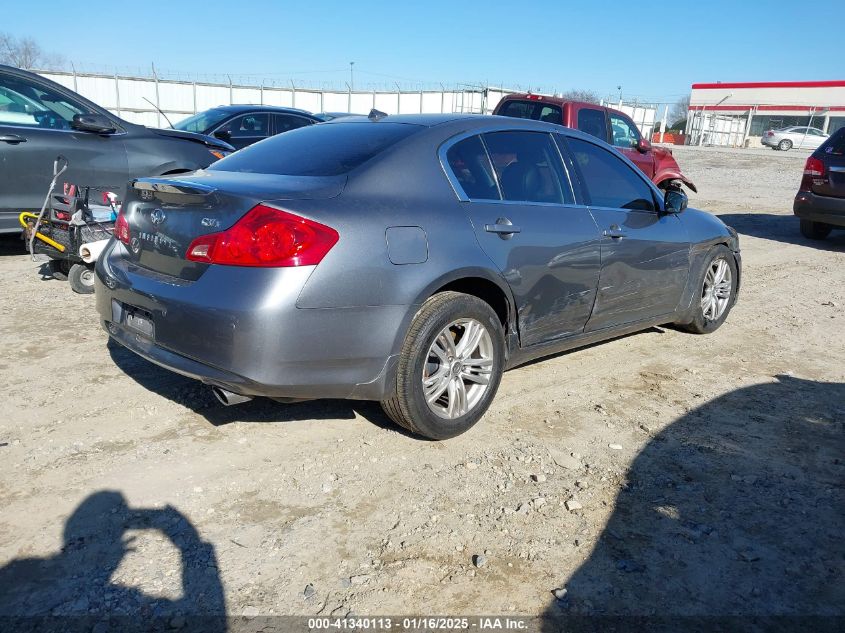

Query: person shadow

[541,375,845,632]
[0,491,226,632]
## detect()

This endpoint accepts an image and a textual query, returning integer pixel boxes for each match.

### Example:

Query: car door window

[217,113,270,139]
[444,135,500,200]
[576,108,607,141]
[482,131,573,204]
[608,113,640,148]
[273,114,312,134]
[565,137,655,211]
[0,75,89,129]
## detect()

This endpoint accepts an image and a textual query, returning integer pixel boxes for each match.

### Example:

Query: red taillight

[799,156,826,192]
[115,208,130,244]
[185,204,339,267]
[765,130,774,137]
[804,156,825,176]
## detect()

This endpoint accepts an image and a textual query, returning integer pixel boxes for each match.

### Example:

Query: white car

[761,126,828,151]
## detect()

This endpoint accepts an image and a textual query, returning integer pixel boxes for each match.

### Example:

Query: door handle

[485,217,521,239]
[0,134,27,144]
[603,224,625,239]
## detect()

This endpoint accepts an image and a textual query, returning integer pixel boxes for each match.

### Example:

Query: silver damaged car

[96,113,741,439]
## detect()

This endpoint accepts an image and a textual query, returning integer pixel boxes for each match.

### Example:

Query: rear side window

[566,137,655,211]
[211,122,421,176]
[274,114,312,134]
[498,100,562,125]
[821,128,845,155]
[445,136,500,200]
[483,131,573,204]
[577,108,608,141]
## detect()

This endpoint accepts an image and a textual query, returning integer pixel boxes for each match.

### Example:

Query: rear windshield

[210,122,422,176]
[821,128,845,155]
[498,100,562,125]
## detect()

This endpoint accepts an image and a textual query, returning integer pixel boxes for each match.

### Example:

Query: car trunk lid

[120,173,345,280]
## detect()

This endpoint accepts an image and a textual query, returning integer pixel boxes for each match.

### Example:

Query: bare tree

[560,89,601,104]
[0,33,64,69]
[670,95,690,127]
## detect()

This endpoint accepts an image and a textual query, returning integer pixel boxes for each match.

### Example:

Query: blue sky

[5,0,844,104]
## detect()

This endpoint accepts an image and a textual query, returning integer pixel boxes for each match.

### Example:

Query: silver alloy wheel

[80,269,95,286]
[422,318,494,420]
[701,258,732,321]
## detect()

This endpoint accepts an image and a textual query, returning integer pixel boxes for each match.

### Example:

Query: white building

[687,80,845,146]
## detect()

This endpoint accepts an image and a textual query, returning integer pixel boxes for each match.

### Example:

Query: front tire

[68,263,96,294]
[800,219,832,240]
[778,139,793,151]
[382,291,505,440]
[677,245,737,334]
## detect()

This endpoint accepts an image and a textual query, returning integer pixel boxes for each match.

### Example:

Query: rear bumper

[793,191,845,228]
[95,241,405,401]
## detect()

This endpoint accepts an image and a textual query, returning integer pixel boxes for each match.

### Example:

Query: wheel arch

[402,267,519,356]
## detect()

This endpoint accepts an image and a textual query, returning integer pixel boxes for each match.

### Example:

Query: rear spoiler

[131,178,218,205]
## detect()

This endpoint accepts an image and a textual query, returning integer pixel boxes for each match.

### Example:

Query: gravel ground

[0,146,843,625]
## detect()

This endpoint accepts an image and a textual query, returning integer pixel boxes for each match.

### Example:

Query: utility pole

[617,85,622,102]
[350,61,355,92]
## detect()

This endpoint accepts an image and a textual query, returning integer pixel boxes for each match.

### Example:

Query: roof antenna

[368,108,388,121]
[143,97,174,128]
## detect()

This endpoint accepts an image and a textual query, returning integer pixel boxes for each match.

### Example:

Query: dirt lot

[1,146,843,625]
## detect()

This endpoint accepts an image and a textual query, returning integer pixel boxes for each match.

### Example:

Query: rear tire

[381,291,505,440]
[676,245,737,334]
[800,219,832,240]
[68,263,96,294]
[778,139,792,151]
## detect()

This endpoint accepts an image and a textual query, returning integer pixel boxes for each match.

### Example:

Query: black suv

[0,65,234,233]
[794,127,845,240]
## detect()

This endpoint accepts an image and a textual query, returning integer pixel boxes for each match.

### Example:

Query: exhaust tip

[211,385,253,406]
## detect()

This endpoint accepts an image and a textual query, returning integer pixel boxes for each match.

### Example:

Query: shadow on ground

[106,339,409,436]
[541,375,845,631]
[0,491,226,632]
[718,213,845,250]
[0,234,26,257]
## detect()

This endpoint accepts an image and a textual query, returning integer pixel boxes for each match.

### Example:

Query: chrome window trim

[0,121,127,136]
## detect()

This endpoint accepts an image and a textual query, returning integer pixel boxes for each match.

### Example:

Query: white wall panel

[374,93,399,114]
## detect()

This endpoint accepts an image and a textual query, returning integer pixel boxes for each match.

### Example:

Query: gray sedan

[761,126,828,151]
[96,113,741,439]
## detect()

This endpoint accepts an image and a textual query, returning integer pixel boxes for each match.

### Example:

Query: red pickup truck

[493,93,696,192]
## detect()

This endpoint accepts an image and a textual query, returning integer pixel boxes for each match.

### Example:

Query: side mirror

[71,113,117,134]
[664,189,688,214]
[213,129,231,142]
[636,138,651,153]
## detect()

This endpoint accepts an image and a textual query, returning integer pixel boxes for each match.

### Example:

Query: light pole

[350,61,355,92]
[617,85,622,103]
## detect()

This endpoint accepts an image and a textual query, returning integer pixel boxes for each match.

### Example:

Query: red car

[494,94,697,192]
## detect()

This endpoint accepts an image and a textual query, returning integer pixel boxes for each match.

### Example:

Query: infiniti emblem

[150,208,166,225]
